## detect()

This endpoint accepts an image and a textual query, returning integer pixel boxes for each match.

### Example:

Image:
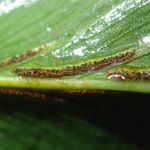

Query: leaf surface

[0,0,150,93]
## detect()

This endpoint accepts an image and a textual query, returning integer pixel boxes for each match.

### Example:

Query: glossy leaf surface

[0,0,149,93]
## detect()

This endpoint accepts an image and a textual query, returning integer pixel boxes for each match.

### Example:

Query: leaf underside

[0,0,150,93]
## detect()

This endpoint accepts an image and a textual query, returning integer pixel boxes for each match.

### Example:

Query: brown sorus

[0,50,39,67]
[16,50,135,78]
[0,88,49,99]
[0,88,65,102]
[108,70,150,80]
[0,43,53,67]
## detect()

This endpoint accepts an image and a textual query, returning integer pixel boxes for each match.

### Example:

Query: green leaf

[0,0,149,93]
[0,1,149,149]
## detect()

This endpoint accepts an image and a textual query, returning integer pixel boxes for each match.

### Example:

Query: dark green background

[0,92,149,149]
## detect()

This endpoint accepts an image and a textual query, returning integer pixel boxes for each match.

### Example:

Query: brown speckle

[16,49,135,78]
[108,69,150,80]
[0,88,49,99]
[0,88,65,102]
[0,42,55,67]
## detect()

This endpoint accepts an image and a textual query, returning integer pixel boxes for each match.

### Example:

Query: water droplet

[139,35,150,46]
[73,46,86,56]
[142,36,150,44]
[46,27,52,32]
